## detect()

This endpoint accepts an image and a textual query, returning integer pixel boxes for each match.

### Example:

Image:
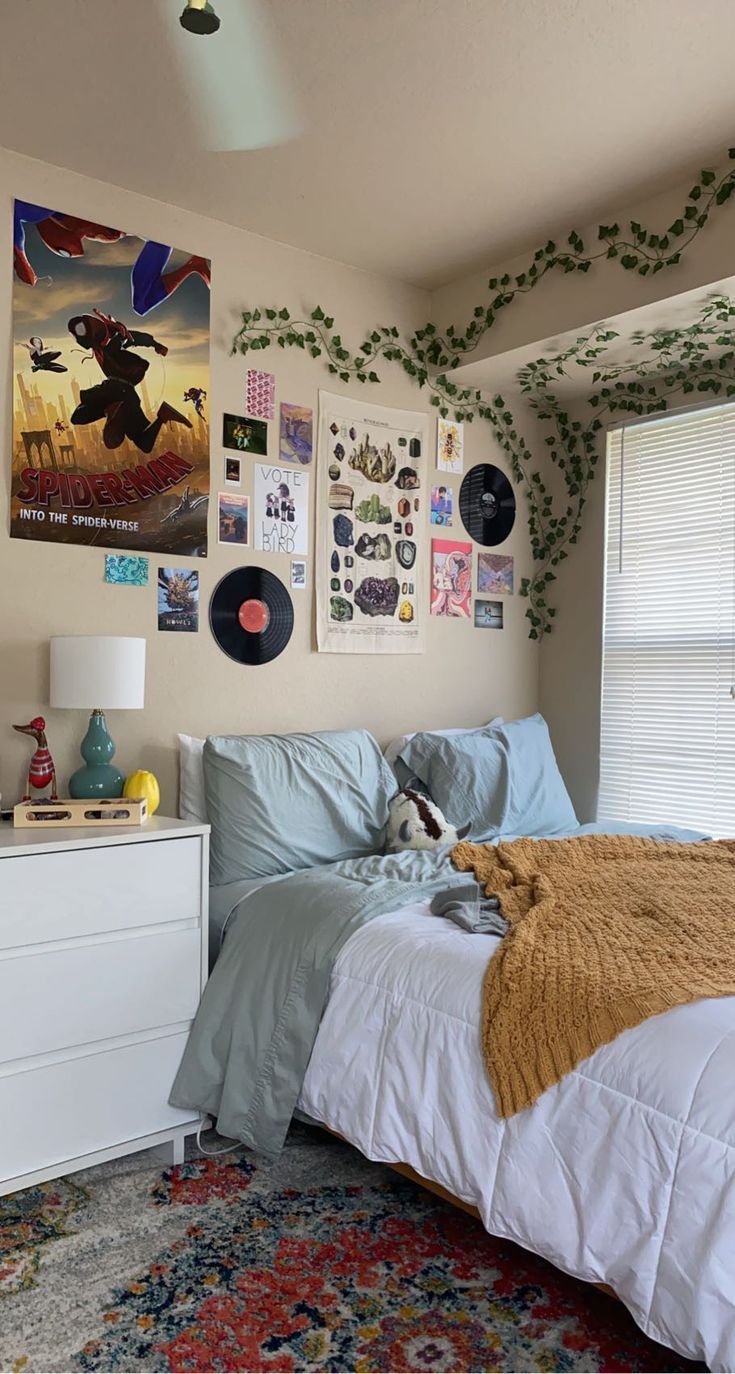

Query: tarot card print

[477,552,513,595]
[291,559,307,589]
[246,368,275,420]
[104,554,148,586]
[218,492,250,545]
[437,418,463,474]
[158,567,199,632]
[431,484,453,526]
[280,402,313,465]
[475,599,503,629]
[431,537,472,617]
[223,413,267,454]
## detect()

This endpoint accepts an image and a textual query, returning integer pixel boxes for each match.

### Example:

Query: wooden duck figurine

[13,716,58,802]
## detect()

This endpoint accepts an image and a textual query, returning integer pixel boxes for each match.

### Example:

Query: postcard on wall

[158,567,199,632]
[246,368,275,420]
[437,417,463,474]
[223,412,267,454]
[280,402,313,465]
[477,551,514,595]
[218,492,250,545]
[475,599,503,629]
[431,537,472,618]
[225,455,241,486]
[291,558,307,589]
[10,199,210,557]
[430,483,453,526]
[104,554,149,586]
[316,391,428,655]
[253,462,309,554]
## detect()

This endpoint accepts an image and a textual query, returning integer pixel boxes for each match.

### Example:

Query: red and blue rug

[0,1126,704,1372]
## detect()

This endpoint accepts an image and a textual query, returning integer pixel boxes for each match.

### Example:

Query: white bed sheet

[298,901,735,1372]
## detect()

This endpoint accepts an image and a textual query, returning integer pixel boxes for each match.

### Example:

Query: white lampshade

[50,636,146,711]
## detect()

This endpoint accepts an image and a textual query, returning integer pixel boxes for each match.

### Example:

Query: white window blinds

[599,404,735,838]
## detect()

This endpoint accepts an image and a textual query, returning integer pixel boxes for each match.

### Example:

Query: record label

[459,463,516,546]
[238,598,270,634]
[210,567,294,664]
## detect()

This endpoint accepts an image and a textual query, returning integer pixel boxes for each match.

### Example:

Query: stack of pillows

[179,714,577,888]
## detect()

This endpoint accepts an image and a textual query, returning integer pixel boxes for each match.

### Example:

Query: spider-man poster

[10,200,210,556]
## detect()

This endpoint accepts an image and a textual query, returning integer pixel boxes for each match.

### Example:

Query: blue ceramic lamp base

[68,709,124,799]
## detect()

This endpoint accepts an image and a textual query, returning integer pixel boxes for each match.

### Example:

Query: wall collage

[10,199,515,665]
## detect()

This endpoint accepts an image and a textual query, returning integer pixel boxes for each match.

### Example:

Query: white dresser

[0,815,209,1197]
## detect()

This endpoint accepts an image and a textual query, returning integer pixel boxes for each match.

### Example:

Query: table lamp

[50,636,146,799]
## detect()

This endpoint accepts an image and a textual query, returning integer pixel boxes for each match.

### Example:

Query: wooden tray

[14,797,148,828]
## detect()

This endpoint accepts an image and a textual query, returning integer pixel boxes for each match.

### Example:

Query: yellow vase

[123,769,160,816]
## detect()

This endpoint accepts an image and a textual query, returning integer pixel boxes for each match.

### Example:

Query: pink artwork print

[246,369,275,420]
[431,538,472,618]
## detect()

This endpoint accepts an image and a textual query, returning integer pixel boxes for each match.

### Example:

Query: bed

[174,721,735,1372]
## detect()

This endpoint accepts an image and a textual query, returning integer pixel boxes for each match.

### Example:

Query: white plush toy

[386,787,470,852]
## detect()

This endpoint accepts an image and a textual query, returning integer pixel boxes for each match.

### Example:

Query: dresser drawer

[0,927,201,1065]
[0,836,203,950]
[0,1032,196,1184]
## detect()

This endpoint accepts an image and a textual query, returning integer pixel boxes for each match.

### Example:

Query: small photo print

[158,568,199,633]
[280,402,313,465]
[246,367,276,421]
[477,552,514,595]
[225,456,241,486]
[431,537,472,618]
[430,484,453,526]
[218,492,250,545]
[437,417,463,474]
[223,412,267,454]
[475,599,503,630]
[105,554,148,586]
[291,559,307,590]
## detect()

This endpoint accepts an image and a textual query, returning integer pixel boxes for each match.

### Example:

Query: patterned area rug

[0,1125,704,1373]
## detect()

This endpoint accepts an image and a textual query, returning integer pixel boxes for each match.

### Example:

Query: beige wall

[434,160,735,819]
[536,426,607,821]
[432,167,735,364]
[0,147,538,812]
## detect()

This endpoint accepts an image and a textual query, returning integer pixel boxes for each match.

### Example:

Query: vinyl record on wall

[459,463,516,546]
[209,566,294,665]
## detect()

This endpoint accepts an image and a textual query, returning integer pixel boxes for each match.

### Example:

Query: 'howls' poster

[10,200,210,556]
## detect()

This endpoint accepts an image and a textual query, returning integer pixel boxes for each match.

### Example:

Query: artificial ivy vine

[232,150,735,637]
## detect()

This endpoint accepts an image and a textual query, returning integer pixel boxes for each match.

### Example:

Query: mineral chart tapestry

[316,390,428,653]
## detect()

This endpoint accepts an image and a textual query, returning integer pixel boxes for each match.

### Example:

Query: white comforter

[298,902,735,1371]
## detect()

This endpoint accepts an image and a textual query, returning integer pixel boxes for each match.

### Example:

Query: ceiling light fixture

[179,0,220,35]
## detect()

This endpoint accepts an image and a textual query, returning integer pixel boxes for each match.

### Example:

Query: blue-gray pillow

[204,728,396,884]
[400,714,577,840]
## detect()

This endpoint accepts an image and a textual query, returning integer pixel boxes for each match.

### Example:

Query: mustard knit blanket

[451,834,735,1118]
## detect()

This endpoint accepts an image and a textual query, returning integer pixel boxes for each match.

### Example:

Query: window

[599,404,735,837]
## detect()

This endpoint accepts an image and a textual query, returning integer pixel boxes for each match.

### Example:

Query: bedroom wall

[433,160,735,820]
[0,146,539,812]
[431,165,735,365]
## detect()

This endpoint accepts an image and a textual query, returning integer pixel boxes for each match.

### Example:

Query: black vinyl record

[459,463,516,546]
[209,566,294,665]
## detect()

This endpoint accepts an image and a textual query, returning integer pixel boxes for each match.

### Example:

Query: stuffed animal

[386,787,470,852]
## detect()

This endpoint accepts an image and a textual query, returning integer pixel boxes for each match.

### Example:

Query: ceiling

[3,0,735,289]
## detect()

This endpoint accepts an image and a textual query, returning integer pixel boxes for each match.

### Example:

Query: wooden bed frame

[324,1126,617,1301]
